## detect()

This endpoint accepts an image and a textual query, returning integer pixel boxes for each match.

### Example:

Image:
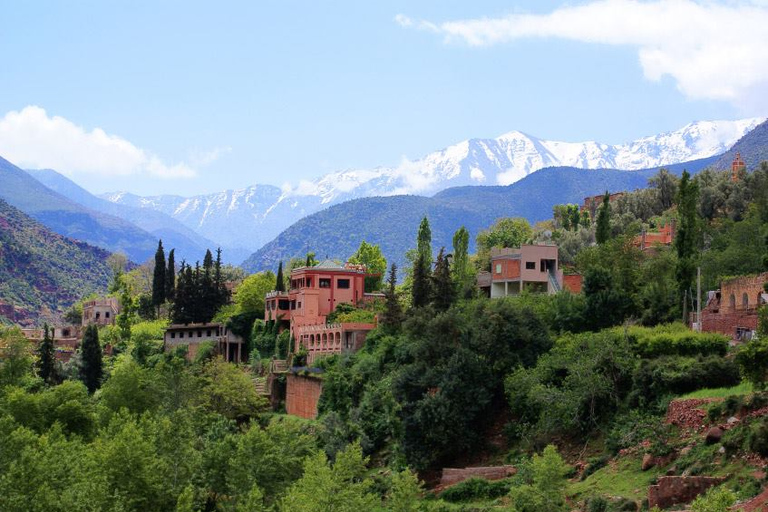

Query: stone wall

[699,272,768,340]
[563,274,583,294]
[648,476,725,509]
[286,373,323,419]
[439,466,516,488]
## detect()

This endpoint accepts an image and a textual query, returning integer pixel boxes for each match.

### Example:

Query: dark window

[63,329,70,337]
[278,299,290,310]
[306,278,312,287]
[105,312,110,319]
[171,332,176,339]
[291,300,296,310]
[96,312,101,319]
[189,332,193,338]
[319,278,331,288]
[525,261,536,270]
[197,331,202,337]
[207,330,212,337]
[337,279,350,289]
[298,302,302,309]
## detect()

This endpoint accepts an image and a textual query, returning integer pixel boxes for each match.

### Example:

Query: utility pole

[696,267,702,332]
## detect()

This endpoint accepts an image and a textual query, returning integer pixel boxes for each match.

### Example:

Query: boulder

[642,453,655,471]
[705,427,723,445]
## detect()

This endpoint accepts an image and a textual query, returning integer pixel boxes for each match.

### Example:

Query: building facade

[163,323,245,362]
[82,297,120,327]
[698,272,768,342]
[633,222,675,252]
[477,245,564,298]
[264,260,378,365]
[21,325,82,362]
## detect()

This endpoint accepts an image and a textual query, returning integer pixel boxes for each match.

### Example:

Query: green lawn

[569,456,663,503]
[678,382,754,400]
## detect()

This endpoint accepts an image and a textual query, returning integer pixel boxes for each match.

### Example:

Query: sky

[0,0,766,196]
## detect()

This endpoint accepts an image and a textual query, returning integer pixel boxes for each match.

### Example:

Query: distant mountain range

[27,169,218,263]
[240,157,719,274]
[102,118,764,259]
[0,156,162,263]
[0,198,111,326]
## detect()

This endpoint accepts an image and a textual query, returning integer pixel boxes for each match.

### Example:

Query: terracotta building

[633,221,675,252]
[581,192,626,219]
[264,260,379,365]
[82,297,120,327]
[21,325,82,362]
[163,323,245,362]
[698,272,768,342]
[732,152,746,182]
[477,245,564,298]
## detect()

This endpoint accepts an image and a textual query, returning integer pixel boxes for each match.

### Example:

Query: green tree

[736,308,768,390]
[675,170,700,320]
[417,216,432,266]
[166,248,176,302]
[349,240,387,292]
[595,192,612,244]
[79,325,103,393]
[476,217,533,270]
[649,168,679,211]
[279,443,377,512]
[234,271,277,319]
[152,240,167,311]
[275,262,286,292]
[389,469,423,512]
[690,486,735,512]
[451,226,473,296]
[0,327,33,387]
[116,281,136,341]
[37,324,58,385]
[411,253,431,309]
[380,264,403,332]
[200,358,268,419]
[508,445,570,512]
[432,247,454,311]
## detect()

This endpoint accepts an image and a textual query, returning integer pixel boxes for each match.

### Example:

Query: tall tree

[116,283,135,340]
[675,170,700,321]
[166,249,176,302]
[36,324,57,385]
[417,216,432,268]
[451,226,472,296]
[595,192,612,244]
[411,253,431,309]
[380,264,403,332]
[80,325,103,393]
[305,252,317,267]
[432,248,455,312]
[349,240,387,292]
[275,262,285,292]
[214,247,229,308]
[152,240,167,311]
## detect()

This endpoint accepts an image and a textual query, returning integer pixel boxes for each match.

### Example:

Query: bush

[620,324,728,358]
[438,478,511,503]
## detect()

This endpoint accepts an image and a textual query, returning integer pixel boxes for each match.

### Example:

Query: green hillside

[0,198,111,325]
[714,119,768,171]
[0,156,159,263]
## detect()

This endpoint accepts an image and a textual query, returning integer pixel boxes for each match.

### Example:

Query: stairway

[271,359,289,373]
[253,377,269,395]
[548,271,561,293]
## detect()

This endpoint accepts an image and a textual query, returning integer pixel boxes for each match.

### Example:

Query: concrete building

[264,260,378,365]
[477,245,564,298]
[82,297,120,327]
[163,323,245,362]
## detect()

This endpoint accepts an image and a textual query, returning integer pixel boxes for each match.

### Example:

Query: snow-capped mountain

[102,118,766,259]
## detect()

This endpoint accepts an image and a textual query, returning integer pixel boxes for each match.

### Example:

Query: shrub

[620,324,728,358]
[438,478,510,503]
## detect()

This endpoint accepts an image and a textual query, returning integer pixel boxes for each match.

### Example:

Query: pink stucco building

[264,260,379,364]
[477,245,564,298]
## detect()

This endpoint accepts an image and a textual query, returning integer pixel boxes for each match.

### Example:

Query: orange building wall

[285,374,323,419]
[563,274,583,293]
[493,259,521,280]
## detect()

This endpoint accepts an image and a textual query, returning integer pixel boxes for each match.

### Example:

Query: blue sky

[0,0,764,196]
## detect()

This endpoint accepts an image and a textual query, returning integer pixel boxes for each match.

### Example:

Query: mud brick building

[699,272,768,341]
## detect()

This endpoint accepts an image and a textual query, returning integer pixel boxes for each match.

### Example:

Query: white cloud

[0,106,197,178]
[397,1,768,104]
[189,146,231,168]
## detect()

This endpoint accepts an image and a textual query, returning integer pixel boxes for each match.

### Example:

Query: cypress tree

[37,324,57,385]
[451,226,471,295]
[201,250,216,322]
[675,170,700,321]
[166,249,176,302]
[381,264,402,332]
[214,247,228,308]
[417,216,432,271]
[432,248,455,311]
[80,325,103,393]
[595,192,612,244]
[411,253,432,309]
[275,262,285,292]
[152,240,167,311]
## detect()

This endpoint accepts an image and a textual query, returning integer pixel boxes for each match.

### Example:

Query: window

[730,294,736,309]
[525,261,536,270]
[278,299,290,310]
[207,330,212,337]
[495,263,502,274]
[105,312,110,319]
[337,279,350,289]
[63,329,70,337]
[306,278,312,288]
[188,332,193,338]
[743,293,749,308]
[171,332,176,339]
[198,330,202,338]
[96,312,101,320]
[298,302,302,309]
[319,278,331,288]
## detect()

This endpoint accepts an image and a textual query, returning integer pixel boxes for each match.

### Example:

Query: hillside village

[5,146,768,510]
